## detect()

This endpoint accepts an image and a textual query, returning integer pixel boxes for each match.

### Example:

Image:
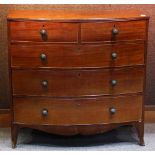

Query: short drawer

[12,67,144,97]
[13,95,142,125]
[9,21,78,42]
[81,20,146,42]
[11,43,145,68]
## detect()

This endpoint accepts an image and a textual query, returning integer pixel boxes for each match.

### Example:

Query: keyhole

[77,103,81,106]
[77,47,81,52]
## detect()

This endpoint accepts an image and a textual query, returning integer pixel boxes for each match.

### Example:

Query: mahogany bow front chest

[7,10,149,148]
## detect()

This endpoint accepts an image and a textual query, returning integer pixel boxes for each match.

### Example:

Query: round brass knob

[112,27,119,35]
[41,80,48,87]
[42,109,48,116]
[111,80,117,86]
[40,53,47,61]
[40,29,47,35]
[111,52,117,60]
[40,29,48,41]
[109,107,116,114]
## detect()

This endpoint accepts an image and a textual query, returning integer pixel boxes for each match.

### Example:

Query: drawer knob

[42,109,48,116]
[41,80,48,87]
[112,27,119,35]
[111,80,117,86]
[109,107,116,114]
[40,29,47,35]
[40,29,48,41]
[111,52,117,60]
[40,53,47,61]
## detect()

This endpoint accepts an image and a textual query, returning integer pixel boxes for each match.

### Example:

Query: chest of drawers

[7,10,149,148]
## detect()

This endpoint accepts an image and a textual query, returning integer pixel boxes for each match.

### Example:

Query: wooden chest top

[7,10,149,21]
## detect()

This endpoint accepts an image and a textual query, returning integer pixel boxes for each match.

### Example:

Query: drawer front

[12,67,144,97]
[13,95,142,125]
[11,43,145,68]
[9,21,78,42]
[81,20,146,42]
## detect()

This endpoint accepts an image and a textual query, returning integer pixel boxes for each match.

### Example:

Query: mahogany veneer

[11,43,145,68]
[81,20,146,42]
[12,67,144,97]
[14,95,142,125]
[10,22,78,43]
[7,10,149,148]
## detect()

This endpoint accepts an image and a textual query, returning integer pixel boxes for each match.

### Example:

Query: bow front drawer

[10,43,145,68]
[81,20,146,42]
[13,95,142,125]
[12,67,144,97]
[9,21,78,43]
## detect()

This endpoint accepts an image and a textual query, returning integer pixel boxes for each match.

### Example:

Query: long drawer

[13,95,142,125]
[81,20,146,42]
[11,43,145,68]
[12,67,144,97]
[9,21,78,43]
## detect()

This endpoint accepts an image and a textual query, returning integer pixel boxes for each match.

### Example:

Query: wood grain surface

[10,43,145,68]
[13,95,142,125]
[81,20,146,42]
[12,67,144,97]
[9,21,78,42]
[7,10,149,21]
